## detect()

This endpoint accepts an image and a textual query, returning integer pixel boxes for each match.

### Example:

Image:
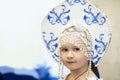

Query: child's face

[59,35,89,71]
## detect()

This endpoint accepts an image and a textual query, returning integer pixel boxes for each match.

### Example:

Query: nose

[67,50,74,59]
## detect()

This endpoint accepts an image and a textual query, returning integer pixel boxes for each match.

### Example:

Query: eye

[60,48,68,52]
[74,48,80,51]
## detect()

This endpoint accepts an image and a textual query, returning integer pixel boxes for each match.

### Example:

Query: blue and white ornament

[41,0,112,66]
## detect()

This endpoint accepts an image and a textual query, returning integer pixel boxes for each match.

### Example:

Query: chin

[66,66,78,71]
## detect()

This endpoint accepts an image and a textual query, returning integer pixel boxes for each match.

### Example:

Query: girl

[41,1,112,80]
[58,25,102,80]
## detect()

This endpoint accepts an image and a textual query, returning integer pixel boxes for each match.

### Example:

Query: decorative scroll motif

[42,32,59,62]
[66,0,86,6]
[47,5,70,25]
[94,34,108,54]
[91,34,108,65]
[91,51,101,65]
[84,5,106,25]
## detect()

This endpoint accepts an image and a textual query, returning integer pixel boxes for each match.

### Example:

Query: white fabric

[59,76,103,80]
[41,0,112,66]
[59,74,103,80]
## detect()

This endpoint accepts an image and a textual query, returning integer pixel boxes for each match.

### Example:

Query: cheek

[60,51,67,58]
[60,57,66,65]
[59,52,65,61]
[77,55,88,65]
[59,52,63,58]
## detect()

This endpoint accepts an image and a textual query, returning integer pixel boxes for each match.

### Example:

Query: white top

[86,77,103,80]
[59,75,103,80]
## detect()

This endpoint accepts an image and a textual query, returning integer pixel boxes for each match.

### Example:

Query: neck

[69,65,89,80]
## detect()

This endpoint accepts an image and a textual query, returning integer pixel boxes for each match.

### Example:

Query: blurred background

[0,0,120,80]
[90,0,120,80]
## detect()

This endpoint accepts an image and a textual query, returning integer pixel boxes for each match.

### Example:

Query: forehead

[59,34,86,48]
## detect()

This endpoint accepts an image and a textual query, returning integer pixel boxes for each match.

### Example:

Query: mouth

[66,61,76,64]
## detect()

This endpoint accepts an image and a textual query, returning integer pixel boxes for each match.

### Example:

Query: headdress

[41,0,112,66]
[59,24,92,56]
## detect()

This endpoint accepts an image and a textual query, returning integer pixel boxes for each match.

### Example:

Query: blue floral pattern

[42,32,59,62]
[47,5,70,25]
[91,51,101,65]
[94,34,108,54]
[66,0,86,6]
[84,5,106,25]
[42,32,58,53]
[41,0,112,66]
[91,34,107,65]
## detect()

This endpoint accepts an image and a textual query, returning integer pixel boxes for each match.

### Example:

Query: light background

[90,0,120,80]
[0,0,120,80]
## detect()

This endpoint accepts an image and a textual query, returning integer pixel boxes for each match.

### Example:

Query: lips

[66,61,76,64]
